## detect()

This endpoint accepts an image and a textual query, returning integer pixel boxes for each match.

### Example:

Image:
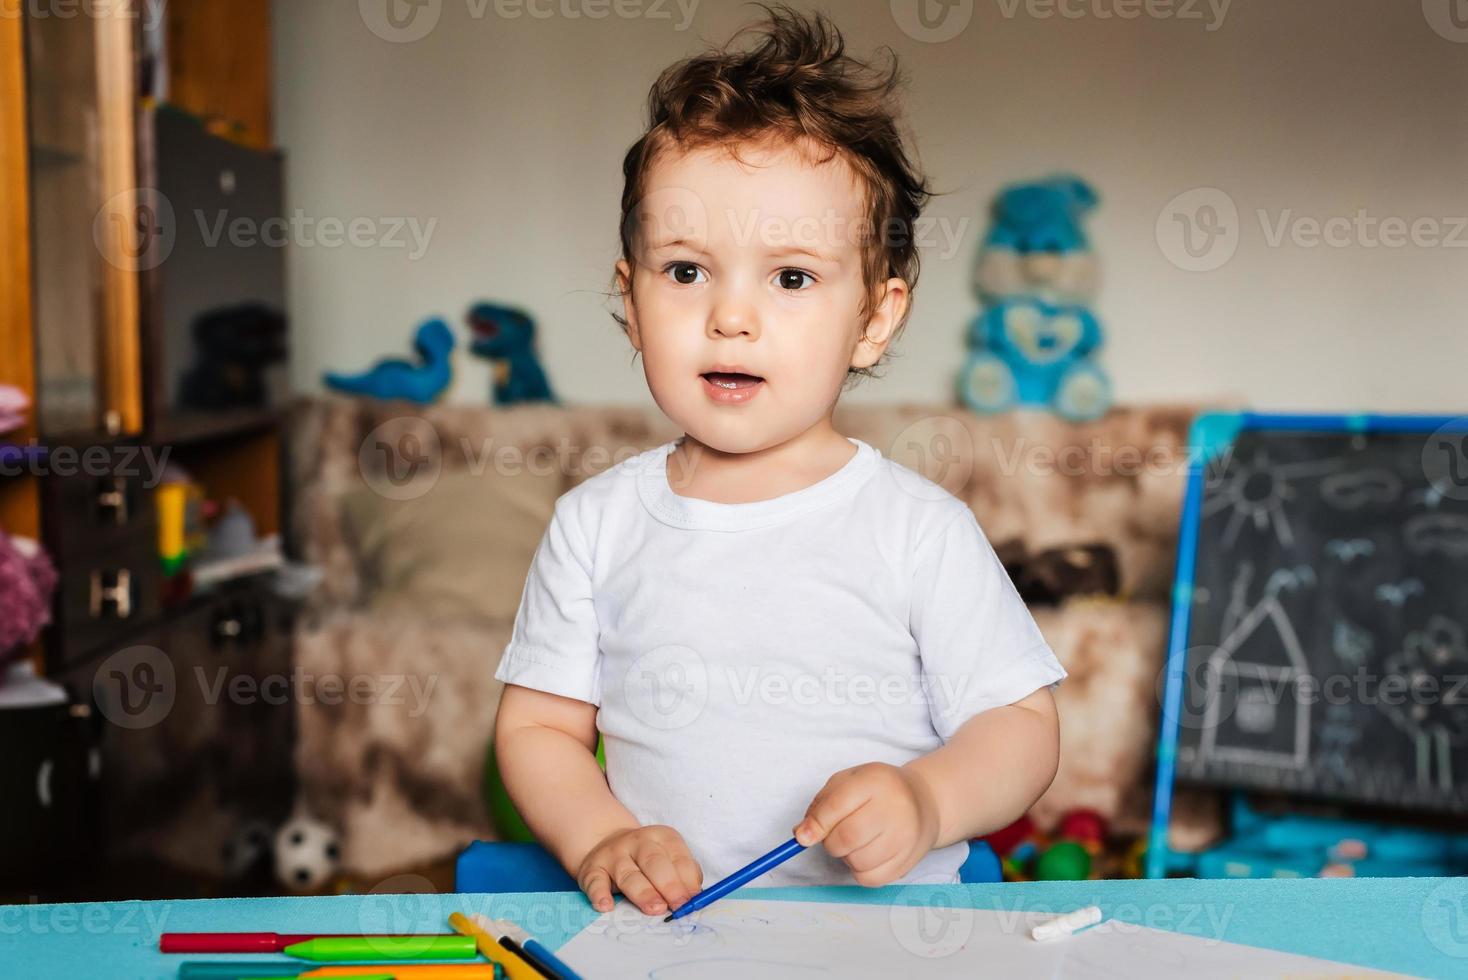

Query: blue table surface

[3,876,1466,979]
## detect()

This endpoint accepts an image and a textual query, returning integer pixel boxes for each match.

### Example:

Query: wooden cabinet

[59,581,297,875]
[5,1,294,889]
[1,11,40,543]
[24,3,141,440]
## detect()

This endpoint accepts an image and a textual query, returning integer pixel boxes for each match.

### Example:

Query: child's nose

[707,297,760,340]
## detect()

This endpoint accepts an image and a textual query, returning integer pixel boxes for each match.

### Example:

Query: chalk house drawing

[1201,564,1314,769]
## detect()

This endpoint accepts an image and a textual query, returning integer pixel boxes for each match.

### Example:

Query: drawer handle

[96,477,130,524]
[88,569,133,619]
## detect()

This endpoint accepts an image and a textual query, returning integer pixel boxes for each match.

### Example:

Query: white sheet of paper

[556,898,1404,979]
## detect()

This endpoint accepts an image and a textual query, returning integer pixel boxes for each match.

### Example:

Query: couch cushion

[340,465,562,622]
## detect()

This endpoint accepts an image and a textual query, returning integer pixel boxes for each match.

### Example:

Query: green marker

[177,964,306,979]
[283,935,479,961]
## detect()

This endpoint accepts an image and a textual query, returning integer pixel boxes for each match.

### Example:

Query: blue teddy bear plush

[959,176,1112,422]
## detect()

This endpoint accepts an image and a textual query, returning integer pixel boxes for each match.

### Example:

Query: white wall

[274,0,1468,412]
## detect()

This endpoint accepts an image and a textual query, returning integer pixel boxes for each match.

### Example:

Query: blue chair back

[455,839,1001,893]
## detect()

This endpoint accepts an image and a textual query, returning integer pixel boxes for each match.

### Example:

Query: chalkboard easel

[1147,412,1468,878]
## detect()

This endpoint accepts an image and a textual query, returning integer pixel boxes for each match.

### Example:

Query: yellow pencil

[302,967,503,978]
[447,912,542,980]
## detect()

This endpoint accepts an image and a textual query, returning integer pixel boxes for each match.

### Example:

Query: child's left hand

[792,762,941,886]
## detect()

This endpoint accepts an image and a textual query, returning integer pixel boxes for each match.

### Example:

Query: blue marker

[665,837,808,921]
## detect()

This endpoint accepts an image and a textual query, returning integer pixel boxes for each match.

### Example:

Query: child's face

[617,138,908,455]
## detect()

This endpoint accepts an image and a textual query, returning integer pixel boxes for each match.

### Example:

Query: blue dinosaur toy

[466,302,556,405]
[323,317,454,404]
[959,175,1112,422]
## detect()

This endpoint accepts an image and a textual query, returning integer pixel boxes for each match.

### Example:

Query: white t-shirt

[494,436,1066,887]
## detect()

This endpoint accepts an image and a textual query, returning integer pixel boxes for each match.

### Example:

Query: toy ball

[274,814,342,891]
[984,814,1036,858]
[1057,807,1107,853]
[1002,839,1041,881]
[1035,840,1092,881]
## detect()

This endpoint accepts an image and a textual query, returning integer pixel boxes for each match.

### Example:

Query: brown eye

[668,263,704,285]
[778,269,814,291]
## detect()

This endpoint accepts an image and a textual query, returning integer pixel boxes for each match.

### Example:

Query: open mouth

[701,371,764,389]
[700,370,764,404]
[468,315,498,340]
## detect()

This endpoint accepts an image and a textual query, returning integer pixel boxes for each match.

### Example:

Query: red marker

[159,933,452,954]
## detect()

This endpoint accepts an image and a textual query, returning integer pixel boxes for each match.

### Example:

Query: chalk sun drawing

[1202,449,1343,549]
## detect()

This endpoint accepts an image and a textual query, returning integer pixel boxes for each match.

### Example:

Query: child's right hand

[576,824,704,916]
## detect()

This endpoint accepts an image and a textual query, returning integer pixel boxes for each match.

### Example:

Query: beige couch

[286,396,1218,878]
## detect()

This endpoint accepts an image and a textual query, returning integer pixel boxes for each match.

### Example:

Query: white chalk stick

[1030,904,1104,942]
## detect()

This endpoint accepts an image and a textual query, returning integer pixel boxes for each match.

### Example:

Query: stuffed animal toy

[960,176,1112,422]
[323,318,455,404]
[466,302,556,405]
[179,303,288,410]
[0,531,58,668]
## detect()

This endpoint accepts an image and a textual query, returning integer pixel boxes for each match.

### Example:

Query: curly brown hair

[614,4,933,383]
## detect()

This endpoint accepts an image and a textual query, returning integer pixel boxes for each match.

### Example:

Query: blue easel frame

[1145,410,1468,879]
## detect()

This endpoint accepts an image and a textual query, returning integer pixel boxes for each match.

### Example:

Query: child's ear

[850,277,909,370]
[616,259,643,351]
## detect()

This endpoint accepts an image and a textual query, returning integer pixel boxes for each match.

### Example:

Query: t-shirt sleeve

[910,508,1066,740]
[493,496,602,704]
